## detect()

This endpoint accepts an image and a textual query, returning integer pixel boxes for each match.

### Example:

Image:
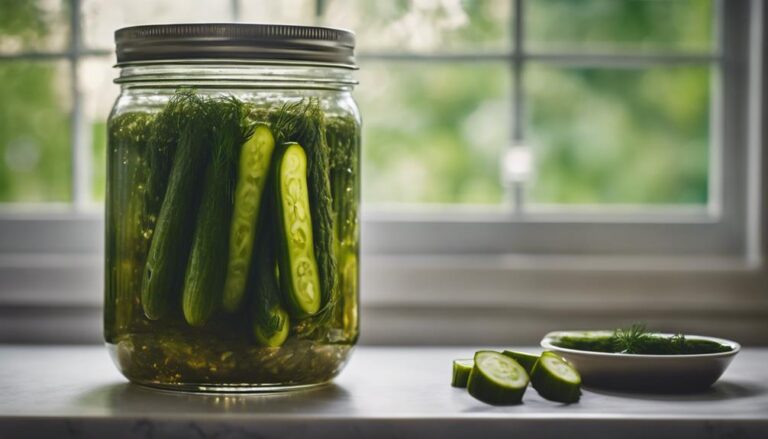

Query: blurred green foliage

[321,0,511,52]
[358,62,509,204]
[0,0,48,40]
[0,0,714,207]
[356,0,713,206]
[0,1,70,202]
[526,0,713,51]
[527,66,709,204]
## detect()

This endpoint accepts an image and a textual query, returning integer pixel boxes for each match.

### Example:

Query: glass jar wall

[104,24,360,392]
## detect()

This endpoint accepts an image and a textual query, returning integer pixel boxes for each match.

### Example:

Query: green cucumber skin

[467,351,528,406]
[141,98,209,321]
[249,181,291,347]
[222,125,276,313]
[530,352,582,404]
[182,164,234,327]
[182,98,243,327]
[143,93,189,231]
[467,368,526,406]
[251,256,291,347]
[274,142,322,318]
[451,359,473,388]
[502,350,540,375]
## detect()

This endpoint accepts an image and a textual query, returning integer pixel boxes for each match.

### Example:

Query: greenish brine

[105,90,360,391]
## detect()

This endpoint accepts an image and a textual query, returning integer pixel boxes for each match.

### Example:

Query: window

[342,0,760,260]
[0,1,765,344]
[335,0,716,209]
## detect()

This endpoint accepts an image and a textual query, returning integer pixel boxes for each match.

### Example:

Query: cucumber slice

[530,351,582,403]
[274,143,322,317]
[222,124,276,313]
[451,359,474,388]
[467,351,529,405]
[502,350,539,374]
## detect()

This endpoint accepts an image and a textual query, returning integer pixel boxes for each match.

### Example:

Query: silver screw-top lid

[115,23,356,68]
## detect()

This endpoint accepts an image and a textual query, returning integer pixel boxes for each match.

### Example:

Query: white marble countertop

[1,345,767,438]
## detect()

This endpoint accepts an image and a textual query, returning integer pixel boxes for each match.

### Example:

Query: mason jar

[104,24,360,392]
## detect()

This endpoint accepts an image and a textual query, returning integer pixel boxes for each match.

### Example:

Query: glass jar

[104,24,360,392]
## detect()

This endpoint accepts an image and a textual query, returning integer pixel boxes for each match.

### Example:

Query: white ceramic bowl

[541,331,741,393]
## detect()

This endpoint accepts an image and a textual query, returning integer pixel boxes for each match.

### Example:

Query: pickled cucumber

[269,100,337,336]
[222,124,276,313]
[141,94,209,321]
[249,181,291,347]
[274,142,322,317]
[182,98,244,327]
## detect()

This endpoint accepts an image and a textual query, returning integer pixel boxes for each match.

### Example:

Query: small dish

[541,331,741,393]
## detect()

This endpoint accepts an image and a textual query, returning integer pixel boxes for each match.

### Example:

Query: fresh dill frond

[207,95,248,205]
[670,333,687,352]
[143,91,192,222]
[612,323,650,354]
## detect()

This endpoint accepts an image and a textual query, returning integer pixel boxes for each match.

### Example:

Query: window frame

[0,0,765,344]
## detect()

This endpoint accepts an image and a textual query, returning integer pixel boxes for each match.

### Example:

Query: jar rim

[115,23,357,68]
[113,60,359,91]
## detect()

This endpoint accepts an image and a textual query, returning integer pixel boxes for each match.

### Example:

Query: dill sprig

[327,116,359,246]
[612,323,650,354]
[206,95,249,205]
[144,90,200,229]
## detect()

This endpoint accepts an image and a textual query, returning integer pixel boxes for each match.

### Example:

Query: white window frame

[0,0,765,344]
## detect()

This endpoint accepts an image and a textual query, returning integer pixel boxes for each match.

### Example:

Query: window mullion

[314,0,326,26]
[512,0,524,143]
[230,0,241,22]
[69,0,89,209]
[745,0,765,265]
[508,0,526,215]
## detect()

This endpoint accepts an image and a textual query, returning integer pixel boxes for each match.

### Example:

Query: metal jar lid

[115,23,356,68]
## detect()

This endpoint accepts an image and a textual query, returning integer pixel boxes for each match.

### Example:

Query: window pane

[526,65,710,205]
[82,0,233,49]
[526,0,715,52]
[237,0,316,26]
[359,62,510,205]
[0,0,69,54]
[321,0,512,53]
[0,61,71,202]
